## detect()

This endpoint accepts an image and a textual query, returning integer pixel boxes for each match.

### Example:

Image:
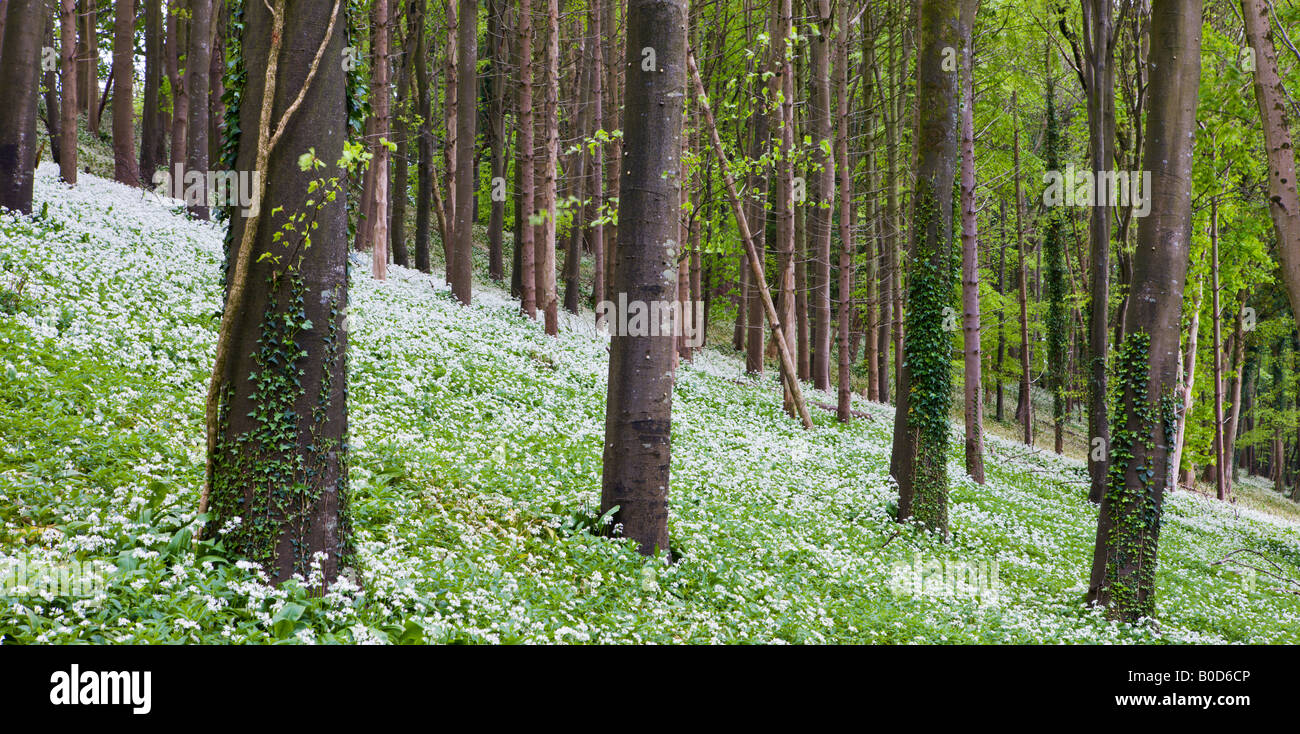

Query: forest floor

[2,165,1300,643]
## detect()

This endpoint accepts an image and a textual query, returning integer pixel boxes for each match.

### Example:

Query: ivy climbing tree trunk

[1085,0,1202,623]
[890,0,977,535]
[0,0,40,213]
[1044,80,1067,456]
[601,0,688,555]
[1083,0,1115,504]
[203,0,350,587]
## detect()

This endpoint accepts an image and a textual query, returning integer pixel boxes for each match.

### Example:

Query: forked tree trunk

[601,0,688,556]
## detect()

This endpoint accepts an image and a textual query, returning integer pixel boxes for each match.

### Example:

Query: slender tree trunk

[744,42,770,375]
[834,0,853,421]
[1086,0,1202,622]
[1013,90,1033,446]
[370,0,391,279]
[58,0,77,185]
[168,0,188,188]
[1084,0,1114,503]
[959,0,983,483]
[516,0,536,316]
[81,1,100,134]
[414,0,433,273]
[1224,302,1246,495]
[391,0,422,269]
[0,0,40,213]
[1171,278,1201,489]
[536,0,559,334]
[808,0,833,392]
[139,0,164,182]
[112,0,140,185]
[1211,193,1227,500]
[449,0,475,300]
[486,0,507,281]
[601,0,688,556]
[184,0,212,218]
[589,0,605,318]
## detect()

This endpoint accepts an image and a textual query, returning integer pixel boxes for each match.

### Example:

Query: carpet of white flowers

[2,164,1299,643]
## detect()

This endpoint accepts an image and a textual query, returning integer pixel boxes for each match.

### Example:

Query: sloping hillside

[2,165,1298,643]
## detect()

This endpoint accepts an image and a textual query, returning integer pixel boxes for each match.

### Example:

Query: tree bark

[1241,0,1300,335]
[537,0,559,334]
[516,0,536,316]
[139,0,164,183]
[601,0,688,556]
[184,0,212,218]
[891,0,977,535]
[58,0,77,185]
[205,0,350,586]
[959,0,983,483]
[112,0,140,186]
[0,0,41,213]
[1086,0,1202,623]
[449,0,475,300]
[808,0,833,392]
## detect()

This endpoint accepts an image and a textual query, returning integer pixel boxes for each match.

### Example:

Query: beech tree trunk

[449,0,475,301]
[139,0,164,183]
[208,0,350,586]
[1241,0,1300,336]
[184,0,212,218]
[891,0,977,535]
[959,0,983,483]
[1086,0,1202,623]
[516,0,536,316]
[601,0,688,556]
[808,0,833,393]
[112,0,140,186]
[537,0,559,334]
[0,0,41,213]
[414,0,434,273]
[58,0,77,185]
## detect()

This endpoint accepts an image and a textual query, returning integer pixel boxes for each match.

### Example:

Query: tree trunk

[1013,90,1033,446]
[206,0,350,586]
[891,0,977,535]
[1171,278,1201,489]
[81,1,100,134]
[58,0,77,185]
[834,0,854,421]
[959,0,983,483]
[1083,0,1114,504]
[139,0,164,183]
[486,0,507,281]
[808,0,833,392]
[414,0,433,273]
[601,0,688,556]
[112,0,140,186]
[449,0,475,300]
[1086,0,1202,623]
[1241,0,1300,333]
[184,0,212,218]
[0,0,40,213]
[516,0,536,316]
[168,0,188,187]
[537,0,559,334]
